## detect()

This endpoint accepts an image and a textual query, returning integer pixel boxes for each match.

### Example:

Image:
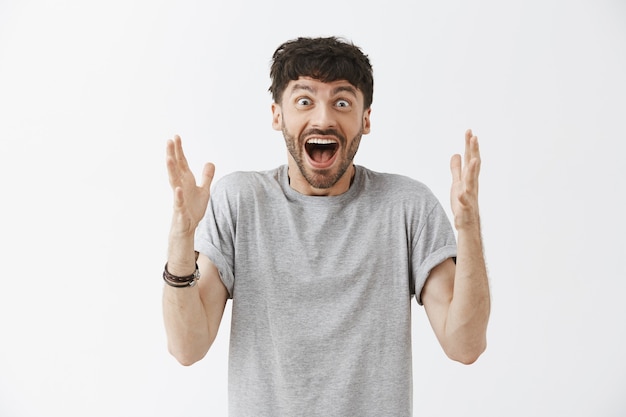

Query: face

[272,77,371,196]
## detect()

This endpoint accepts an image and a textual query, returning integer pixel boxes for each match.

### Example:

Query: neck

[287,164,355,196]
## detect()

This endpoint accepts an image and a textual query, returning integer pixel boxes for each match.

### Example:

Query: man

[163,36,490,416]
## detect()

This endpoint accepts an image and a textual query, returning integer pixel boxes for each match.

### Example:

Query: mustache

[300,129,346,143]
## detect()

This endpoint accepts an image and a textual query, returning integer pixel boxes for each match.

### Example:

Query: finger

[464,129,472,166]
[173,135,191,170]
[166,138,176,160]
[173,186,185,209]
[469,135,481,177]
[166,140,181,187]
[450,154,462,182]
[464,157,480,194]
[200,162,216,191]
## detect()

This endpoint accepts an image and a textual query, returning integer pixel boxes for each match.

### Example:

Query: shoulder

[212,167,282,195]
[357,166,437,201]
[209,167,286,213]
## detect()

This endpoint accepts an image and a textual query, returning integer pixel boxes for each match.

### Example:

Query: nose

[310,103,337,129]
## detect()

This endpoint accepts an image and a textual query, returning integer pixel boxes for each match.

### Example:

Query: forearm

[445,222,490,362]
[162,137,222,365]
[162,230,212,365]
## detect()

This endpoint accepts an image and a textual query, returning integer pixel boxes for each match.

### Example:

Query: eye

[335,99,350,108]
[296,97,312,106]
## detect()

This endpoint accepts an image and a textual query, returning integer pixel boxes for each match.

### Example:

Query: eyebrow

[332,85,358,97]
[290,83,315,95]
[290,83,358,98]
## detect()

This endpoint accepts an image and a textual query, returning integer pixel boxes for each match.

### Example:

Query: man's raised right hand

[166,135,215,237]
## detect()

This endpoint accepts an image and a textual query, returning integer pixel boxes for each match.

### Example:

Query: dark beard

[282,124,363,190]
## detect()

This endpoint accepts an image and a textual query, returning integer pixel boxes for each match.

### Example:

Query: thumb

[450,154,462,183]
[173,186,185,209]
[200,162,216,191]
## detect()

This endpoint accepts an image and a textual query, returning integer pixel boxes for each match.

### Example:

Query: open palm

[450,130,481,231]
[166,135,215,236]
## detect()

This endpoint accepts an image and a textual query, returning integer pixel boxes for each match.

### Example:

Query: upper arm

[197,253,229,343]
[420,257,456,346]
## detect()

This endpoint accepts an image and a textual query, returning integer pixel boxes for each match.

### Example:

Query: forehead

[285,76,362,99]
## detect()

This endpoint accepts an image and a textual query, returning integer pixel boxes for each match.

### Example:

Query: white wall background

[1,0,625,416]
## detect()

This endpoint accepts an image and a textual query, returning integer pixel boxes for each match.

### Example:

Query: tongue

[310,147,335,163]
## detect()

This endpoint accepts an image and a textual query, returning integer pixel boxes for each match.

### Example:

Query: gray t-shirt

[195,164,457,417]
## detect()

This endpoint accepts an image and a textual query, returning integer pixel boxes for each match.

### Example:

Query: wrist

[165,260,197,277]
[169,221,197,240]
[169,208,201,237]
[163,261,200,288]
[454,216,481,233]
[167,232,197,276]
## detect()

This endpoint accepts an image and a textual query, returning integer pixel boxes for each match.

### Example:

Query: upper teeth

[307,138,336,145]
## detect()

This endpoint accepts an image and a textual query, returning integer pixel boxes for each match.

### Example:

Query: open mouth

[305,138,339,168]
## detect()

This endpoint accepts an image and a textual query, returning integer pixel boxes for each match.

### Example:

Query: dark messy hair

[269,36,374,109]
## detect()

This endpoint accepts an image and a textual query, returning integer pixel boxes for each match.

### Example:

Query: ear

[271,102,282,131]
[362,108,372,135]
